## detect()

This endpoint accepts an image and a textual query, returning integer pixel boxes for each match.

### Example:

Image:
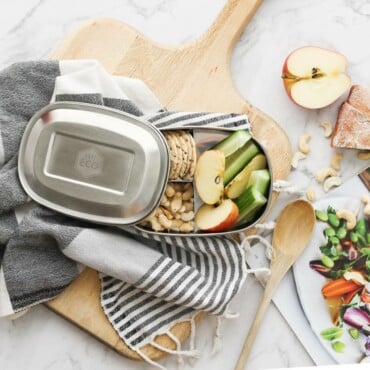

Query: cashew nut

[315,167,338,183]
[305,187,316,202]
[298,133,311,154]
[330,152,343,171]
[184,201,193,211]
[181,211,194,222]
[357,151,370,160]
[291,151,306,169]
[361,195,370,215]
[170,194,182,213]
[150,217,164,231]
[320,121,333,138]
[161,207,173,220]
[180,222,194,233]
[165,184,175,198]
[323,176,342,192]
[336,209,356,230]
[158,213,172,229]
[182,188,193,201]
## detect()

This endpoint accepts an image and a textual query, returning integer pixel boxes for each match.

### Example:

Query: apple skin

[195,199,239,232]
[282,46,351,109]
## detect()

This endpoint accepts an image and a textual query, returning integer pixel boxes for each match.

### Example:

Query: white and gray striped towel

[0,60,250,365]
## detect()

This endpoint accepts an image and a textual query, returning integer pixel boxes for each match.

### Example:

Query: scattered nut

[158,213,172,229]
[165,185,175,198]
[361,195,370,216]
[320,121,333,138]
[298,133,312,154]
[357,151,370,160]
[315,167,338,183]
[323,176,342,192]
[180,222,194,233]
[182,189,193,201]
[306,187,316,202]
[330,152,343,171]
[140,182,194,233]
[181,211,195,222]
[336,209,356,230]
[291,151,306,169]
[171,194,183,213]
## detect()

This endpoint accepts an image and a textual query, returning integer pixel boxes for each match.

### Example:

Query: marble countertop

[0,0,369,369]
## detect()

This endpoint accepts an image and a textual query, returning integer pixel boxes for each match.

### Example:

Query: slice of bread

[331,85,370,150]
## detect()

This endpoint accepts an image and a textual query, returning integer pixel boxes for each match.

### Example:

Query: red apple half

[282,46,351,109]
[194,149,225,205]
[195,199,239,232]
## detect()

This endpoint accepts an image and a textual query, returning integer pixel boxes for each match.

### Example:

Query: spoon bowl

[235,199,315,370]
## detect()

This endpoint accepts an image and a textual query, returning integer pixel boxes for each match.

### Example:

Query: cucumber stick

[223,141,260,185]
[247,169,270,196]
[235,186,267,225]
[213,130,251,157]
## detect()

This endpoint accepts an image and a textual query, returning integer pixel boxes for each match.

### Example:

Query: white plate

[293,196,367,364]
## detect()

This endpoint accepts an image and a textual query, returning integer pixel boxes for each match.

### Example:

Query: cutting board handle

[200,0,263,53]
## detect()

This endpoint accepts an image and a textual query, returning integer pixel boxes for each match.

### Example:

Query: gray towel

[0,60,249,364]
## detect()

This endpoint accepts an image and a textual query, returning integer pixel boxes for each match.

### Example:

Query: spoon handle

[234,283,274,370]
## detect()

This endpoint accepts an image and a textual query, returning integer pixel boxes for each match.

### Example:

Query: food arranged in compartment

[163,130,196,180]
[138,128,271,235]
[194,130,271,232]
[139,183,195,233]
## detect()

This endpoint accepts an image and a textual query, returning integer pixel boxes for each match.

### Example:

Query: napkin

[0,60,250,365]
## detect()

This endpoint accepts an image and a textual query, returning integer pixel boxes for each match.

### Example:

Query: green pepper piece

[348,328,360,340]
[324,228,336,237]
[330,236,340,246]
[328,213,340,228]
[320,327,343,341]
[336,227,347,240]
[321,255,334,268]
[350,232,358,243]
[356,219,367,237]
[316,210,329,222]
[332,341,346,353]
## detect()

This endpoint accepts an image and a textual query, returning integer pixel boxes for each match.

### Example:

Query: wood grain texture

[46,0,292,361]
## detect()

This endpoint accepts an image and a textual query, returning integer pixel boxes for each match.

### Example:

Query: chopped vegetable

[309,260,332,277]
[349,328,360,340]
[320,327,343,341]
[332,341,346,353]
[343,307,370,329]
[321,277,360,298]
[328,213,340,228]
[212,130,252,157]
[247,169,270,196]
[321,255,334,268]
[316,210,329,222]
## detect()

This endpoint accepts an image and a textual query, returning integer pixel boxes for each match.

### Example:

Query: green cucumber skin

[223,142,260,185]
[235,186,267,225]
[247,169,271,196]
[213,130,251,157]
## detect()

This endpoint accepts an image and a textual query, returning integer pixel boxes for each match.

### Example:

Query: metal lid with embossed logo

[18,102,169,225]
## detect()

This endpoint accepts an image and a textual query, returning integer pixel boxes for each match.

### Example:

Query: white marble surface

[0,1,369,370]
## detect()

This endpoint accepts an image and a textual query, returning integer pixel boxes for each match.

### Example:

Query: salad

[310,205,370,356]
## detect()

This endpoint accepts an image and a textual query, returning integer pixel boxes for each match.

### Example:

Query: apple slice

[195,199,239,232]
[194,149,225,205]
[224,154,266,199]
[282,46,351,109]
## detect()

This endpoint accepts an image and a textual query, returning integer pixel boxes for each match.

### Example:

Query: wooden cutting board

[46,0,292,361]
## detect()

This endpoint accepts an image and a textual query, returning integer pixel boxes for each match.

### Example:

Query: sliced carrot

[322,277,360,298]
[343,287,362,304]
[361,289,370,304]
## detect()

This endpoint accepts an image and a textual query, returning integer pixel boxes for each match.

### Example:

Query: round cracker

[167,131,182,179]
[163,131,178,179]
[176,131,189,178]
[186,132,196,179]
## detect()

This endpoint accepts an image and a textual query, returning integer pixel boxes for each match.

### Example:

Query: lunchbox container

[18,102,273,236]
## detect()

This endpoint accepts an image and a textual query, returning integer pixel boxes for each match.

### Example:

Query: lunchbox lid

[18,102,169,225]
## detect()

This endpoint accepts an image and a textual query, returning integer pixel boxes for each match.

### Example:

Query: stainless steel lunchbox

[18,102,273,236]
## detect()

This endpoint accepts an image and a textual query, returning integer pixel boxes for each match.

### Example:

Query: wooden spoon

[235,199,315,370]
